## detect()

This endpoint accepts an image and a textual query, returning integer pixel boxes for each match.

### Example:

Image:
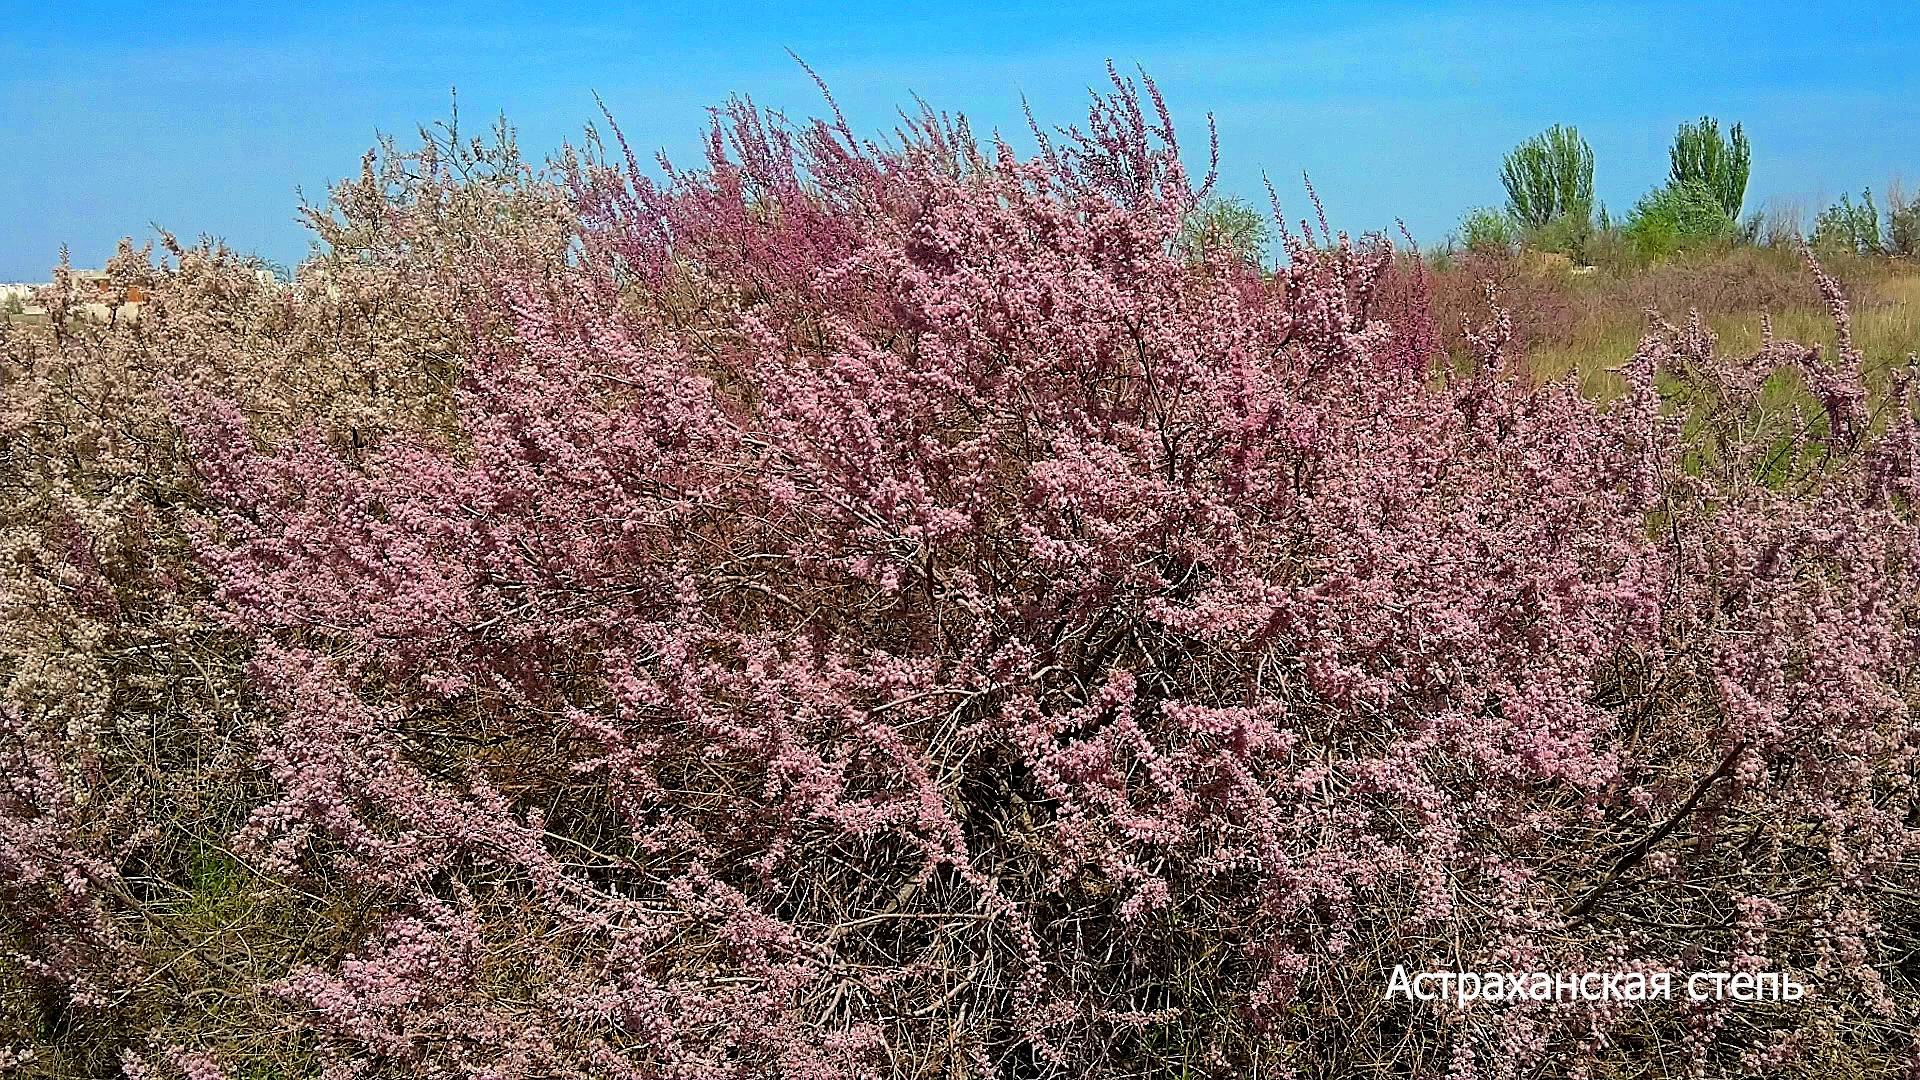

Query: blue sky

[4,1,1915,279]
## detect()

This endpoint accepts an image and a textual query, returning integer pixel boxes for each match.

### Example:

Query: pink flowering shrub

[5,69,1919,1078]
[1,122,566,1075]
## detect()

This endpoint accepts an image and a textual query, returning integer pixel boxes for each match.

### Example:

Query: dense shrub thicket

[4,71,1919,1079]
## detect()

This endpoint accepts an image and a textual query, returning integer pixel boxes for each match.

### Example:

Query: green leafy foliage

[1500,125,1596,242]
[1813,189,1884,256]
[1526,210,1596,260]
[1668,116,1751,220]
[1455,207,1519,253]
[1626,179,1738,257]
[1175,195,1269,266]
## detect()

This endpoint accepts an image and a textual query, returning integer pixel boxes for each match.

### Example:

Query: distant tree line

[1455,117,1920,263]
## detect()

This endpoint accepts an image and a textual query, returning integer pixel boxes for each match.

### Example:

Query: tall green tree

[1500,125,1595,232]
[1668,116,1751,220]
[1176,195,1270,266]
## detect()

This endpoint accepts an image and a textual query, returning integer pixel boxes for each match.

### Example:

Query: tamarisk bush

[1,120,568,1076]
[5,68,1920,1078]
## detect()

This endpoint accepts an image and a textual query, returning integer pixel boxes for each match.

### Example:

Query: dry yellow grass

[1516,258,1920,402]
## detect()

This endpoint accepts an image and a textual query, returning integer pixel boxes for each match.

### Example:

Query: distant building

[2,272,145,325]
[64,269,148,304]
